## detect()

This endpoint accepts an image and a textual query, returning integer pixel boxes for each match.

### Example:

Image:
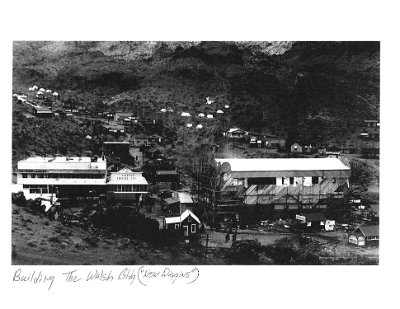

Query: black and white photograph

[11,40,380,265]
[3,1,400,308]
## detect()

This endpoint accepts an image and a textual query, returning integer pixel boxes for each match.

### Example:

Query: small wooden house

[348,225,379,246]
[33,106,52,117]
[164,209,201,239]
[291,142,303,153]
[227,128,247,138]
[296,212,327,230]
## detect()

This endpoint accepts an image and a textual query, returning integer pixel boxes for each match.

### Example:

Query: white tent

[39,88,45,92]
[217,110,224,114]
[13,94,18,98]
[181,112,191,117]
[37,91,43,95]
[198,113,205,117]
[160,108,167,113]
[196,124,203,129]
[224,105,230,109]
[46,89,52,93]
[167,108,174,112]
[32,85,38,90]
[28,87,34,91]
[52,92,59,97]
[186,123,193,128]
[206,114,214,119]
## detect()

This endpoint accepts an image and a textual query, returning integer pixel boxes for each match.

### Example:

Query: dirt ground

[11,204,224,265]
[12,203,378,265]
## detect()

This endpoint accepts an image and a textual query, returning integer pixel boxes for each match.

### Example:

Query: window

[22,174,27,178]
[174,224,180,230]
[290,177,294,185]
[312,177,319,185]
[122,185,131,192]
[191,224,196,233]
[188,217,192,223]
[283,177,290,186]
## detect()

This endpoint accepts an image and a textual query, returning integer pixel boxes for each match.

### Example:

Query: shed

[227,128,247,138]
[349,225,379,246]
[163,197,180,213]
[33,106,53,117]
[296,212,327,230]
[291,143,303,153]
[173,191,195,209]
[155,170,180,183]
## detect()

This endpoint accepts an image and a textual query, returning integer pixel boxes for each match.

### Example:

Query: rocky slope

[13,41,379,145]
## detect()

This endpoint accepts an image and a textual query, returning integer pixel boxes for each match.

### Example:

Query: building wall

[106,191,145,202]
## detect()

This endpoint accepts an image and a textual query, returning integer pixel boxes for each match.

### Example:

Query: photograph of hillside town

[11,41,379,265]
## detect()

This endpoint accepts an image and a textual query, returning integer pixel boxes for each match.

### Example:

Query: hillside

[12,41,379,151]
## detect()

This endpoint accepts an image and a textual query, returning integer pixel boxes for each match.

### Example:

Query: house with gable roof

[164,209,201,239]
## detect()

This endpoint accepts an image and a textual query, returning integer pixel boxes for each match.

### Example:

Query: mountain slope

[13,41,379,147]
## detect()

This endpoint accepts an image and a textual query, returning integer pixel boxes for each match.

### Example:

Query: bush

[12,191,26,206]
[228,240,261,264]
[92,206,160,242]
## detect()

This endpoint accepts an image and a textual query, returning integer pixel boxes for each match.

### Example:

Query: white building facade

[106,168,148,203]
[15,156,107,201]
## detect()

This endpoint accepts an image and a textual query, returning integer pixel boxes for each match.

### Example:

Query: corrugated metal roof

[216,158,350,172]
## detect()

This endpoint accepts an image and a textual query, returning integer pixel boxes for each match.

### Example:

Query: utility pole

[204,233,209,264]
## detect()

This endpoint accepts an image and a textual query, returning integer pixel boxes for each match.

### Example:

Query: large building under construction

[212,158,351,220]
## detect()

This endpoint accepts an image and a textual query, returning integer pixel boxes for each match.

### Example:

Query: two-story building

[106,168,148,204]
[15,156,108,203]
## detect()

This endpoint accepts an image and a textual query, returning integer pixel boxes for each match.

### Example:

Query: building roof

[103,141,130,145]
[230,129,247,134]
[18,156,107,171]
[107,168,148,185]
[103,124,125,131]
[156,170,179,175]
[163,197,180,205]
[216,158,350,173]
[34,106,52,113]
[180,209,200,223]
[165,216,181,224]
[174,191,194,204]
[165,209,201,225]
[353,225,379,237]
